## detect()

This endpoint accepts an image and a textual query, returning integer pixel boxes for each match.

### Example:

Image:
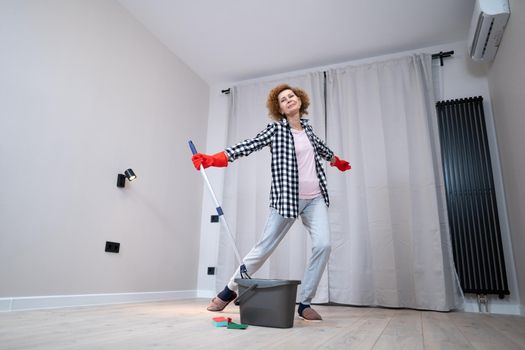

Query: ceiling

[118,0,476,84]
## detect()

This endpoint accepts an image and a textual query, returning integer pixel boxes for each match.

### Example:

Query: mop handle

[188,141,244,267]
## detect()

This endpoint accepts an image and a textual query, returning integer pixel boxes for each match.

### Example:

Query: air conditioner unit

[467,0,510,62]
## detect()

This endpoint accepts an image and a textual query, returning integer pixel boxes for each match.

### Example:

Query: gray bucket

[235,278,301,328]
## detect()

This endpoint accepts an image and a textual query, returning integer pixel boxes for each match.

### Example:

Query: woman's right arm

[224,123,275,161]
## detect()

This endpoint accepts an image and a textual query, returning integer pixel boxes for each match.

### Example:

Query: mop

[189,140,250,280]
[190,140,300,328]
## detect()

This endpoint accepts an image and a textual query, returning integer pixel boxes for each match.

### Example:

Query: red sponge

[212,317,232,327]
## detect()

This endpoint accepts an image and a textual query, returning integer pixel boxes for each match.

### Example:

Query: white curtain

[216,72,329,302]
[326,54,462,310]
[217,54,463,311]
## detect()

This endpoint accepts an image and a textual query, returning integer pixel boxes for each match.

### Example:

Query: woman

[192,84,350,321]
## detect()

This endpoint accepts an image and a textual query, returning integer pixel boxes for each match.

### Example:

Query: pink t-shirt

[291,128,322,199]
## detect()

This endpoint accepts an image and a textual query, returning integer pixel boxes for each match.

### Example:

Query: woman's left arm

[310,127,351,171]
[309,129,334,162]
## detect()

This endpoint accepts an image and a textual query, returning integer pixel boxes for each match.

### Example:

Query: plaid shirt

[225,118,334,218]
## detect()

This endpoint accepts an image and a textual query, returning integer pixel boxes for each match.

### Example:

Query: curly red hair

[266,84,310,122]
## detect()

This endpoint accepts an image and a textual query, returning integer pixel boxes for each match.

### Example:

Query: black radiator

[436,97,509,298]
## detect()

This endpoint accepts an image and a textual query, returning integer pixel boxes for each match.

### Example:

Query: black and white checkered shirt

[225,118,334,218]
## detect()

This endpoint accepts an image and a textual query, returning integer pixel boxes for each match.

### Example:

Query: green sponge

[227,322,248,330]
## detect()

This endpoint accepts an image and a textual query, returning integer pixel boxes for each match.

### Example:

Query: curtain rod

[221,50,455,94]
[431,50,454,66]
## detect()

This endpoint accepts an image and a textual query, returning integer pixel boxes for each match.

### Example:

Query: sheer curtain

[326,54,462,310]
[216,72,330,302]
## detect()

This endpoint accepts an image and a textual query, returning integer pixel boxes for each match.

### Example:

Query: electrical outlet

[207,267,215,275]
[105,241,120,253]
[210,215,219,223]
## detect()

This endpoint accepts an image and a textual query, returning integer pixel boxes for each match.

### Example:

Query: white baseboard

[0,298,13,312]
[3,290,522,316]
[196,289,215,299]
[0,290,200,312]
[462,298,523,315]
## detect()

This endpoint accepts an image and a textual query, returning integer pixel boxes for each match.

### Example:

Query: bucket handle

[235,283,258,305]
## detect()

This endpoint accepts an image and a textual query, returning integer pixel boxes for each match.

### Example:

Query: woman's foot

[298,303,322,321]
[207,286,237,312]
[206,293,237,311]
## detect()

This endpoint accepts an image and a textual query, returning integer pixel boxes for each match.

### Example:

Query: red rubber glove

[330,156,351,171]
[192,151,228,170]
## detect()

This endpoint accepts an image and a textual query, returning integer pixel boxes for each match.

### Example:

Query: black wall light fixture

[117,168,137,188]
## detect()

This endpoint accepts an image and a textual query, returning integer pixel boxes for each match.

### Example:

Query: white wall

[196,87,231,297]
[0,0,209,308]
[197,41,521,314]
[487,0,525,314]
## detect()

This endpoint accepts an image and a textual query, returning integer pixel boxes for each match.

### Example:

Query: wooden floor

[1,299,524,349]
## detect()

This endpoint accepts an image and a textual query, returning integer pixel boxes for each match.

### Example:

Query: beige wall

[487,0,525,306]
[0,0,208,297]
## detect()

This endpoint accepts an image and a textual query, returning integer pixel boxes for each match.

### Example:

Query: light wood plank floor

[1,299,524,349]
